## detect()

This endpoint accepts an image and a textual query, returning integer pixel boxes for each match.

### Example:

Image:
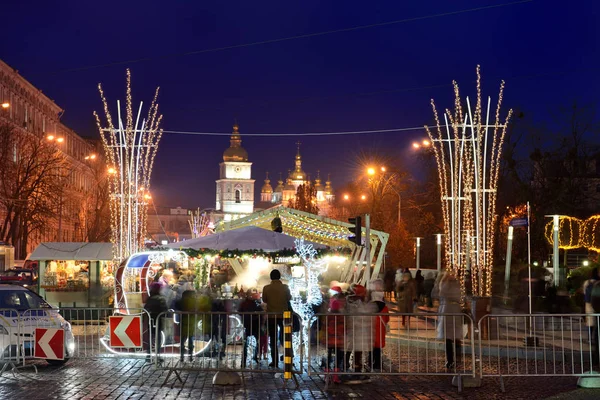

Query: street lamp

[85,154,97,160]
[367,167,376,176]
[343,194,349,200]
[107,167,117,175]
[1,102,9,109]
[361,194,367,201]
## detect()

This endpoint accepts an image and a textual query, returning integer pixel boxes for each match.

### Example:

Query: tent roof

[216,206,388,247]
[29,242,113,261]
[166,225,325,251]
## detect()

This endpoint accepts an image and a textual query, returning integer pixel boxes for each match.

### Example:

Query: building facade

[0,59,98,257]
[146,206,194,244]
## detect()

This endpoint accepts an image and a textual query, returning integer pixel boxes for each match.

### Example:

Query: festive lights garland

[161,246,351,260]
[544,215,600,252]
[94,69,163,262]
[425,66,512,297]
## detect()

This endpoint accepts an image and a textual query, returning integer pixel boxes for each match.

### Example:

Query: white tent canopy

[166,226,326,252]
[29,242,113,261]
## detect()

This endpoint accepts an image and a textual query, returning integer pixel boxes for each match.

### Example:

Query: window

[235,189,241,203]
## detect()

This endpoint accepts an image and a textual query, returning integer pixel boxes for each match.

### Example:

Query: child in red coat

[371,290,390,371]
[326,298,345,383]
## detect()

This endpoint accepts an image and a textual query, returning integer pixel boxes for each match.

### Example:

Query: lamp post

[436,233,442,272]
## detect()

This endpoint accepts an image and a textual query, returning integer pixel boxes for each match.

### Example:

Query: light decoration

[94,69,163,262]
[541,215,600,252]
[425,65,513,297]
[189,208,212,238]
[287,238,327,357]
[543,216,583,250]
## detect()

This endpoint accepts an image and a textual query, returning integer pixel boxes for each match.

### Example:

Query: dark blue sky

[2,1,598,209]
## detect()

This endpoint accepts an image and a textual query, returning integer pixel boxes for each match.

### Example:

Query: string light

[543,215,600,252]
[287,238,326,357]
[425,65,513,297]
[94,69,163,262]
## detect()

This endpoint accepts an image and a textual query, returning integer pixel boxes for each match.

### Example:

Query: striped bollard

[283,311,293,380]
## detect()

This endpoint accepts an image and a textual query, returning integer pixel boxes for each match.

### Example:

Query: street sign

[34,328,65,360]
[510,218,528,227]
[109,315,142,348]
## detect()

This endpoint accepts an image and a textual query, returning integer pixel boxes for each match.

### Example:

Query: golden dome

[314,171,324,191]
[223,123,248,162]
[284,176,295,191]
[325,174,333,194]
[289,141,306,181]
[261,172,273,194]
[274,175,285,193]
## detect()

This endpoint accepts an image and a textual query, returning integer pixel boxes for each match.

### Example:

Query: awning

[29,242,113,261]
[166,225,326,251]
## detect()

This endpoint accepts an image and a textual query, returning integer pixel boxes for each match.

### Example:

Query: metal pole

[504,226,514,299]
[365,213,371,284]
[552,215,560,287]
[527,202,533,337]
[415,237,421,270]
[436,234,442,273]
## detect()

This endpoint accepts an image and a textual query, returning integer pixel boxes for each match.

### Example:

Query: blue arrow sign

[510,218,528,227]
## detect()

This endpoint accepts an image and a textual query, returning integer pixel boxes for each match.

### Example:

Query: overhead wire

[162,126,432,137]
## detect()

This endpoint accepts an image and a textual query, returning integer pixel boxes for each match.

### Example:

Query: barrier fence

[309,312,476,388]
[2,306,600,391]
[479,314,600,378]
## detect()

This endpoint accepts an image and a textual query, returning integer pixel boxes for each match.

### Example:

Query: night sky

[2,1,598,209]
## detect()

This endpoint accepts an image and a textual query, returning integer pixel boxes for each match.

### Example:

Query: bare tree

[0,124,67,258]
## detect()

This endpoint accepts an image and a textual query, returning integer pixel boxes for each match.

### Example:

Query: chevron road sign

[109,315,142,348]
[34,328,65,360]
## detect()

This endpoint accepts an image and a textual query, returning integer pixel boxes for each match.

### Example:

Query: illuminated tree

[425,66,513,297]
[94,70,163,261]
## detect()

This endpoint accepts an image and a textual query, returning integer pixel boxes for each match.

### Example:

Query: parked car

[0,284,75,365]
[0,269,38,287]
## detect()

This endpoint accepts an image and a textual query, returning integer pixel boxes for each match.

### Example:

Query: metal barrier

[309,311,476,389]
[1,307,152,369]
[151,310,303,386]
[478,313,600,388]
[0,308,22,375]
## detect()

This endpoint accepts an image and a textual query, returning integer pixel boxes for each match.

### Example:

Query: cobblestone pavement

[0,358,597,400]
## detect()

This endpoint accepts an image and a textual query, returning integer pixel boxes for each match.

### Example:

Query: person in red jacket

[370,287,390,371]
[326,298,345,383]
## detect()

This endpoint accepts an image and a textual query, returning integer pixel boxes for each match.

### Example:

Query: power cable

[162,126,432,137]
[48,0,533,74]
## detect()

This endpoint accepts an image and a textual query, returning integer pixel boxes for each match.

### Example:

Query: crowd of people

[142,265,464,377]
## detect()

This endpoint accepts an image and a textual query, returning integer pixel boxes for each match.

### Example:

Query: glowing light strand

[287,238,326,358]
[94,69,163,262]
[425,66,512,297]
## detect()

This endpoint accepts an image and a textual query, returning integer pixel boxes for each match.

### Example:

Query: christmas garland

[155,246,352,260]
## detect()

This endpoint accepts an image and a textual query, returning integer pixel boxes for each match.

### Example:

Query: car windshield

[3,271,19,277]
[0,290,52,311]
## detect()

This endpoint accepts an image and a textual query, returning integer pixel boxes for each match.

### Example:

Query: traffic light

[348,216,362,246]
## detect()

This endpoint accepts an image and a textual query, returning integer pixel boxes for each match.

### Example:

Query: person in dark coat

[176,290,198,362]
[239,288,264,367]
[384,269,396,301]
[415,270,425,305]
[144,282,169,358]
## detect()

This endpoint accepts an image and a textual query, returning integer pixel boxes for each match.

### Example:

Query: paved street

[0,358,597,400]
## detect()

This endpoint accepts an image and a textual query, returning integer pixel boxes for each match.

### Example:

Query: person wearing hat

[344,284,377,379]
[262,269,292,368]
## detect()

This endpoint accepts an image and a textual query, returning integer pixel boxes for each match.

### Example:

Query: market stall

[166,225,329,290]
[30,242,114,307]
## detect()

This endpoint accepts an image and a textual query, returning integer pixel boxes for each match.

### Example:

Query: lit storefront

[30,242,114,307]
